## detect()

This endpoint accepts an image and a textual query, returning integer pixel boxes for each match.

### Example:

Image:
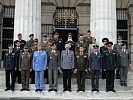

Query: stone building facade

[0,0,133,66]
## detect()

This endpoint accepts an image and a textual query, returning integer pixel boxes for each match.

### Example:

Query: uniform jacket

[75,52,88,71]
[103,50,118,70]
[48,50,60,70]
[19,52,32,70]
[14,39,26,48]
[31,45,38,53]
[75,40,88,53]
[118,49,130,67]
[53,38,64,52]
[89,52,102,70]
[113,43,122,51]
[3,50,16,70]
[26,40,34,48]
[13,47,24,67]
[32,50,47,71]
[61,50,74,69]
[100,46,108,54]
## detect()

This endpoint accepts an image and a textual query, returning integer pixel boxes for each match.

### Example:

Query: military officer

[61,44,74,92]
[103,42,118,92]
[100,38,109,79]
[32,42,47,92]
[4,44,16,91]
[48,44,60,92]
[75,34,88,53]
[89,45,102,92]
[66,33,75,51]
[19,46,32,91]
[14,33,26,48]
[84,30,93,44]
[52,31,64,53]
[113,36,123,78]
[75,46,88,92]
[30,38,38,84]
[88,38,97,57]
[42,34,48,51]
[14,40,24,84]
[118,43,130,86]
[26,34,34,49]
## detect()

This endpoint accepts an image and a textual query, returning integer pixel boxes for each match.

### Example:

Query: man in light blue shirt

[33,42,47,92]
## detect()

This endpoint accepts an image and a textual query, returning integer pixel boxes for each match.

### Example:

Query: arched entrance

[53,7,79,43]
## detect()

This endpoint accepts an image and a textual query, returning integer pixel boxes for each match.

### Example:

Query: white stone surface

[14,0,41,41]
[90,0,117,46]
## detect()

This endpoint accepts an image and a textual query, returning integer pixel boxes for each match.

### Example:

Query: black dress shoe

[82,89,85,92]
[11,88,14,91]
[40,89,42,92]
[96,89,99,92]
[35,89,40,92]
[120,83,124,86]
[92,89,95,92]
[5,88,10,91]
[30,82,35,84]
[124,83,127,86]
[111,90,116,92]
[54,89,57,92]
[77,89,81,92]
[26,89,30,91]
[48,89,53,92]
[20,89,24,91]
[68,89,71,92]
[63,89,67,92]
[106,90,110,92]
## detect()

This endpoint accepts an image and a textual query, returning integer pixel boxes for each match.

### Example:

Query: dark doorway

[55,29,78,43]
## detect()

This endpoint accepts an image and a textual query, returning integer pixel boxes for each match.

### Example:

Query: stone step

[0,90,133,100]
[0,71,133,91]
[0,70,133,99]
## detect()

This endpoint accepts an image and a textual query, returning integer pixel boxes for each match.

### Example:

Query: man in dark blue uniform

[14,40,24,84]
[3,44,16,91]
[103,42,118,92]
[100,38,109,79]
[89,45,102,92]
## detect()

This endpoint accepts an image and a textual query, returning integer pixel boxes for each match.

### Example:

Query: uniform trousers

[48,69,58,89]
[77,71,86,90]
[91,70,100,90]
[21,70,30,89]
[5,70,15,89]
[106,70,115,91]
[35,71,44,89]
[120,66,128,83]
[63,69,72,90]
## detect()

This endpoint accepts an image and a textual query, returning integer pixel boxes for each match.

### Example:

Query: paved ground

[0,70,133,100]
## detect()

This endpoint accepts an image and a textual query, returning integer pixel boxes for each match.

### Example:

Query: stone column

[14,0,41,41]
[90,0,116,46]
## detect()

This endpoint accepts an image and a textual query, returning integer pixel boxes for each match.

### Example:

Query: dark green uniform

[19,52,32,90]
[75,41,88,53]
[26,40,34,50]
[75,52,88,91]
[84,36,93,44]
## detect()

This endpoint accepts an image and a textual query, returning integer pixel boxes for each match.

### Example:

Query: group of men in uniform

[3,30,130,92]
